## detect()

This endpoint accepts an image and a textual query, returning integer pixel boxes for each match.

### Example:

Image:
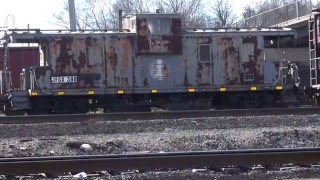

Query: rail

[0,107,318,124]
[1,147,320,175]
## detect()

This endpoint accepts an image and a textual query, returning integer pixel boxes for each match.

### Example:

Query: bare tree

[208,0,236,28]
[109,0,207,28]
[80,0,108,29]
[157,0,207,27]
[53,0,210,29]
[52,1,72,29]
[107,0,155,28]
[241,5,256,27]
[112,0,154,12]
[53,0,116,30]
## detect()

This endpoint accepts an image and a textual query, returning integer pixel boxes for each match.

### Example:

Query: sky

[0,0,315,29]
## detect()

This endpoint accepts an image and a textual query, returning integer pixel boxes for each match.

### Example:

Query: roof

[4,26,298,44]
[6,29,136,43]
[136,13,181,17]
[271,14,310,28]
[184,27,297,36]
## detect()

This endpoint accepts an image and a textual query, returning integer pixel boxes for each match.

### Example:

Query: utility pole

[68,0,77,31]
[296,0,299,18]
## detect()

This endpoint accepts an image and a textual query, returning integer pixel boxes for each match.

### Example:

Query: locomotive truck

[0,12,301,114]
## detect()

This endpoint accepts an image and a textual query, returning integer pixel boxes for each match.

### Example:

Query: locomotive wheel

[53,97,88,114]
[262,93,275,105]
[243,93,260,109]
[227,94,240,108]
[28,97,52,115]
[70,98,89,114]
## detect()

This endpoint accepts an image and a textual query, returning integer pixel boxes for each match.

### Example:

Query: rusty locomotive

[0,12,303,114]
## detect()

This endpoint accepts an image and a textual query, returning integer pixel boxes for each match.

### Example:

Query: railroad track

[0,107,318,124]
[1,147,320,175]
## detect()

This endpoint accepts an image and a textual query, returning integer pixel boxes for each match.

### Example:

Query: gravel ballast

[1,114,320,179]
[0,114,319,138]
[1,125,320,157]
[0,114,319,157]
[111,168,320,180]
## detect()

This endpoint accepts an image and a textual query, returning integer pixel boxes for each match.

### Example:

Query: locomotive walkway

[0,107,318,124]
[1,147,320,175]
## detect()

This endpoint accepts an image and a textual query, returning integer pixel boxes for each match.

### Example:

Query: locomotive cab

[121,12,183,54]
[135,13,182,54]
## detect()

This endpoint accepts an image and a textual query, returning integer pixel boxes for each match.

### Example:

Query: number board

[51,76,78,84]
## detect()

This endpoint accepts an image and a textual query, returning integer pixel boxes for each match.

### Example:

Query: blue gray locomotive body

[0,13,301,114]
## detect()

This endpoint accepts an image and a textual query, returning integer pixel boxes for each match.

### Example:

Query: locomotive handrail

[183,27,291,31]
[6,27,294,35]
[8,28,132,34]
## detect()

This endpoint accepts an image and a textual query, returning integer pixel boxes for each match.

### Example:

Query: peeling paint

[32,35,134,89]
[137,15,182,54]
[11,20,294,93]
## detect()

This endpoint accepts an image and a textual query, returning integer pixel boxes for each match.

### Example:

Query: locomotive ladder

[309,16,319,86]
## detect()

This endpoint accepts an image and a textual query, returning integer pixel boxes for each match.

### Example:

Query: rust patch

[143,78,148,87]
[184,59,189,86]
[220,38,240,85]
[136,16,182,54]
[196,62,213,86]
[48,36,104,89]
[241,36,263,84]
[137,17,150,53]
[54,37,74,74]
[107,47,118,71]
[196,63,203,81]
[171,18,182,36]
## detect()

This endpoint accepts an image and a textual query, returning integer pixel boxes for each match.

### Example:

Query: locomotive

[0,12,302,114]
